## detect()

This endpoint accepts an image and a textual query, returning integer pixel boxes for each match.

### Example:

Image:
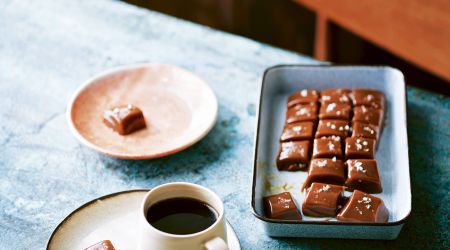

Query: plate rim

[250,64,412,227]
[66,63,218,160]
[47,189,240,249]
[46,189,149,249]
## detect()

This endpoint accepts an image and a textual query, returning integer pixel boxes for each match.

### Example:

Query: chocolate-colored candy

[320,88,352,105]
[312,137,343,159]
[280,121,315,142]
[287,89,319,107]
[103,105,146,135]
[84,240,116,250]
[352,105,383,128]
[277,141,310,171]
[315,119,350,139]
[286,103,318,123]
[352,121,380,140]
[337,190,389,223]
[351,89,385,109]
[264,192,302,220]
[345,159,382,193]
[319,103,352,120]
[302,183,345,217]
[345,137,376,159]
[303,158,346,189]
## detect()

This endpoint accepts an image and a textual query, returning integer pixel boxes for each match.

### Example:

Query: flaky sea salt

[326,103,336,112]
[292,126,302,132]
[354,161,366,173]
[296,108,309,116]
[317,160,327,167]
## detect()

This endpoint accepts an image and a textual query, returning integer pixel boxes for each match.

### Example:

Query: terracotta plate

[67,64,218,159]
[47,189,240,250]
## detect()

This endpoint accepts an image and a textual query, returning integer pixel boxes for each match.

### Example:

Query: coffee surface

[146,198,218,235]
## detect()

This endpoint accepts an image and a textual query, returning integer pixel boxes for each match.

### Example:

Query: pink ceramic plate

[67,64,218,159]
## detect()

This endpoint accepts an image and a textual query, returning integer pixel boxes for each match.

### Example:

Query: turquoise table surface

[0,0,448,249]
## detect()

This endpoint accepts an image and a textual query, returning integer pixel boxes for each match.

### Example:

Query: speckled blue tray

[251,65,411,239]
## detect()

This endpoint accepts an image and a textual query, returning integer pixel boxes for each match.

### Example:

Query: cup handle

[204,236,229,250]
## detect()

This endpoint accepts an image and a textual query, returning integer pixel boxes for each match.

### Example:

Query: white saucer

[67,63,218,159]
[47,189,240,250]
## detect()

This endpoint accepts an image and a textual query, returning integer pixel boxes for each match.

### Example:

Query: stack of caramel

[266,88,389,222]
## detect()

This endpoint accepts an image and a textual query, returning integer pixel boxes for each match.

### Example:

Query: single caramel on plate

[84,240,115,250]
[103,104,146,135]
[69,64,217,159]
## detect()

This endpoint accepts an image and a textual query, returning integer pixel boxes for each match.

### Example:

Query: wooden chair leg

[314,12,329,61]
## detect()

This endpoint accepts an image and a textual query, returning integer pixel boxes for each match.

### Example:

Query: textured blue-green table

[0,1,448,249]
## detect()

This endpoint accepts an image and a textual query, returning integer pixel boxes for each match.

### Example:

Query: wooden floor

[125,0,449,95]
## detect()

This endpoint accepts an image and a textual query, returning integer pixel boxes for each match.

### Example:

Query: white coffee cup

[138,182,229,250]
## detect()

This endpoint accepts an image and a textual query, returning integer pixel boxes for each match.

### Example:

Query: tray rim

[250,64,412,227]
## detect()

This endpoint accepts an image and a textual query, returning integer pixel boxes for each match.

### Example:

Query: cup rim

[140,182,225,238]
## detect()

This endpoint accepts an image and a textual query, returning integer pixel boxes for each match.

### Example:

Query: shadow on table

[98,104,242,182]
[269,101,449,249]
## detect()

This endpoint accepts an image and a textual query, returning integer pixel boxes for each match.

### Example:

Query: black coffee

[146,197,218,235]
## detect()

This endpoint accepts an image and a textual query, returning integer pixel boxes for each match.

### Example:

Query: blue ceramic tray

[251,65,411,239]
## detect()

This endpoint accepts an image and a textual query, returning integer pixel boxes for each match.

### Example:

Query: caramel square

[352,121,380,140]
[264,192,302,220]
[319,103,352,120]
[84,240,116,250]
[287,89,319,107]
[320,88,352,105]
[315,119,350,139]
[351,89,385,109]
[303,158,346,189]
[302,183,345,217]
[352,106,384,128]
[345,159,382,193]
[345,137,376,159]
[103,105,146,135]
[280,121,315,142]
[286,103,318,123]
[312,137,343,159]
[337,190,389,223]
[277,141,310,171]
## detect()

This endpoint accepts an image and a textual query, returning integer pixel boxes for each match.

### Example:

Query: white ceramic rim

[66,63,218,160]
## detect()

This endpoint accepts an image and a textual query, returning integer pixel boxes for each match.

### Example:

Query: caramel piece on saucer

[337,190,389,223]
[103,104,146,135]
[264,192,302,220]
[277,141,310,171]
[287,89,319,107]
[302,183,345,217]
[84,240,116,250]
[345,137,376,159]
[345,159,382,193]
